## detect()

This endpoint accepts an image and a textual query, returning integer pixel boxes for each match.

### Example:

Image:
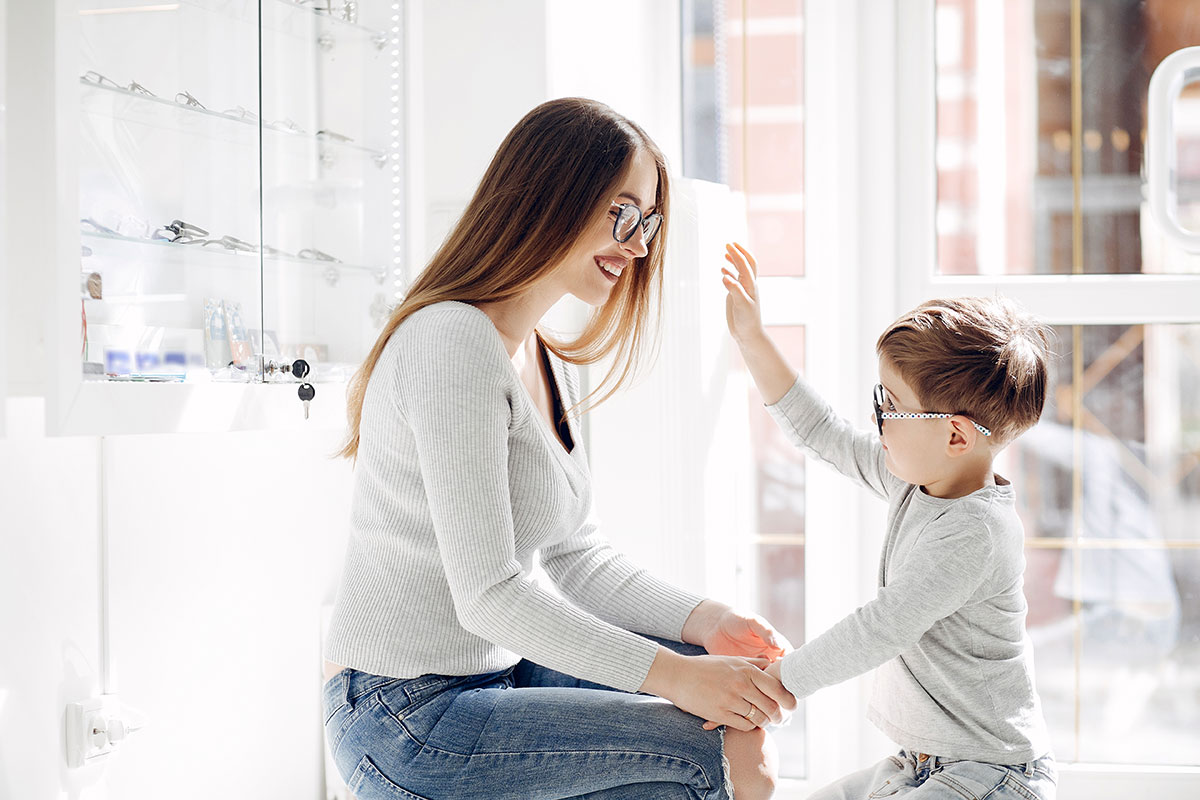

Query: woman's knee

[724,726,778,799]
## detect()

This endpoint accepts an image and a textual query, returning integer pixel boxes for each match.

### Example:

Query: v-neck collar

[449,301,581,465]
[534,335,576,456]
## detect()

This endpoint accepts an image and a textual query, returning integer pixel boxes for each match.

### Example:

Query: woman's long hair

[338,97,671,460]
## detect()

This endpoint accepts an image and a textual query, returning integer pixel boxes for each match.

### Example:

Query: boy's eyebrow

[880,383,900,406]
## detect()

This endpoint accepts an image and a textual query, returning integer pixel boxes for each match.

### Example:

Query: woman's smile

[596,255,627,283]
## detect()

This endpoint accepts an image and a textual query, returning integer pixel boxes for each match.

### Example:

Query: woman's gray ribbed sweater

[324,301,704,693]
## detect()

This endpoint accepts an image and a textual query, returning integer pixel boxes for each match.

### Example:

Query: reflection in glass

[934,0,1200,275]
[681,0,805,277]
[78,3,263,381]
[746,325,805,777]
[1005,323,1200,765]
[757,543,806,773]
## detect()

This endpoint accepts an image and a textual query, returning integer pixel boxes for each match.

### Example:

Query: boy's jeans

[809,749,1056,800]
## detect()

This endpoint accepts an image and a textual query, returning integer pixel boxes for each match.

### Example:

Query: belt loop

[1024,760,1035,777]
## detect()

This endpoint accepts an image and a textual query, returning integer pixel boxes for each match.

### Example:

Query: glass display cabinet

[66,0,405,432]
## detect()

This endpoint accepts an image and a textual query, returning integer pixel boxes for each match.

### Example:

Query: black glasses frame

[611,202,663,245]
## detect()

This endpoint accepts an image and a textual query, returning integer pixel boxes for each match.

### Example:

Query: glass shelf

[83,0,397,48]
[81,230,388,281]
[79,78,388,166]
[265,0,395,48]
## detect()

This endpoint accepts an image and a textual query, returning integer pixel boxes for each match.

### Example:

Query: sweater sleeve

[540,511,705,641]
[538,357,704,641]
[765,375,903,501]
[778,514,995,699]
[395,310,661,692]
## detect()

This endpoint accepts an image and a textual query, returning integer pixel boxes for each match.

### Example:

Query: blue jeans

[322,638,731,800]
[809,749,1057,800]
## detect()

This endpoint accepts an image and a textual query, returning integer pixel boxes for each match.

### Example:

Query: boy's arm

[723,242,896,499]
[777,517,994,699]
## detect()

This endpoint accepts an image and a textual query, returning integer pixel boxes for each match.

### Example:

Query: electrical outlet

[65,694,143,769]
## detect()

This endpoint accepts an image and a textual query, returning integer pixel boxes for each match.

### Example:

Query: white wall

[417,0,549,259]
[0,0,7,438]
[415,0,684,264]
[0,436,103,800]
[0,426,354,800]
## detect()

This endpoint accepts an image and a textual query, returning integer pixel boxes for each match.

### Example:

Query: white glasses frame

[873,384,992,437]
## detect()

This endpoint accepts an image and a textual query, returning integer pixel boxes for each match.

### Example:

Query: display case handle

[1147,46,1200,253]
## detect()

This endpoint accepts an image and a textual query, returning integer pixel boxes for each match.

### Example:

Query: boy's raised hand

[720,241,799,405]
[722,242,764,344]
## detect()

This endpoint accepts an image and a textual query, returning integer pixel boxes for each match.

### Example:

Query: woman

[323,97,794,799]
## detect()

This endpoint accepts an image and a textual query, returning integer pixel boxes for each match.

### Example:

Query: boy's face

[875,356,966,488]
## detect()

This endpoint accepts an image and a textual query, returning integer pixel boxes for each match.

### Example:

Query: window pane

[934,0,1200,275]
[747,324,805,777]
[1003,323,1200,765]
[1078,548,1197,764]
[682,0,804,277]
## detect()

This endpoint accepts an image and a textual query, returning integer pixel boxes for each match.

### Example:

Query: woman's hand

[640,647,796,732]
[683,600,790,661]
[722,242,764,345]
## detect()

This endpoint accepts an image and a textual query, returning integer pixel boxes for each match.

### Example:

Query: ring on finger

[745,706,759,723]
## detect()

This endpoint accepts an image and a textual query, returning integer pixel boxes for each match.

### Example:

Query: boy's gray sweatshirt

[767,376,1051,764]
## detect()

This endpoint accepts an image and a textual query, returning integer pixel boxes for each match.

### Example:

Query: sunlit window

[937,0,1200,767]
[683,0,807,778]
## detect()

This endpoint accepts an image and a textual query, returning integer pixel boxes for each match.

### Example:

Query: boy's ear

[945,416,978,457]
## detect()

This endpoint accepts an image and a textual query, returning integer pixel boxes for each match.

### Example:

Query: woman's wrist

[681,599,730,646]
[639,644,685,697]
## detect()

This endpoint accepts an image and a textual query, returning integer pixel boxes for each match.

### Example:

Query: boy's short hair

[876,297,1053,445]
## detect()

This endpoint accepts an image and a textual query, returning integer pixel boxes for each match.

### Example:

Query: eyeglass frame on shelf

[298,247,341,263]
[223,105,260,122]
[81,71,157,98]
[201,235,259,253]
[872,383,992,437]
[153,219,209,242]
[174,91,207,110]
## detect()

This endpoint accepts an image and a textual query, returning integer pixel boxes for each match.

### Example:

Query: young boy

[721,242,1057,799]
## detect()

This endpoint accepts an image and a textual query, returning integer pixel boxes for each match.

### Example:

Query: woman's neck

[475,284,563,357]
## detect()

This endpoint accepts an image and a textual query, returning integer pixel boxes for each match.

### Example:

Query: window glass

[1001,323,1200,764]
[684,1,807,777]
[748,324,805,777]
[683,0,804,277]
[934,0,1200,275]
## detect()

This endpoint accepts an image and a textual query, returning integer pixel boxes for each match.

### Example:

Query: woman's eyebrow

[616,192,655,212]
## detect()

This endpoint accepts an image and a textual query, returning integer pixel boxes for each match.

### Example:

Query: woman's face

[555,147,660,307]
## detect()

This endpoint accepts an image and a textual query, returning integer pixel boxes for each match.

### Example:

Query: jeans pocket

[347,754,432,800]
[995,761,1056,800]
[928,760,1007,799]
